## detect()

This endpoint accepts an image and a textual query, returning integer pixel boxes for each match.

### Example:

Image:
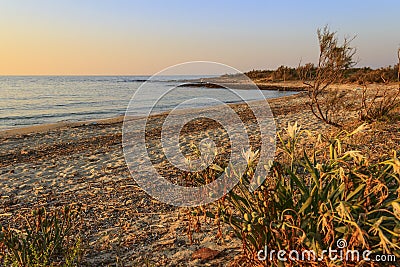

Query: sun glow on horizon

[0,0,399,75]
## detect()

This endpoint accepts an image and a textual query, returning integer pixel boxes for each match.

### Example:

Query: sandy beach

[0,91,334,266]
[1,1,399,265]
[1,84,399,265]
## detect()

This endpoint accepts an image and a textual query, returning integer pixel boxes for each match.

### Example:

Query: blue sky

[0,0,399,74]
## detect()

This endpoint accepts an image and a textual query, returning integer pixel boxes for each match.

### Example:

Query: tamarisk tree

[298,26,356,127]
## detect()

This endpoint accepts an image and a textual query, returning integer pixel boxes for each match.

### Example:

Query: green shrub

[0,205,82,267]
[191,123,400,266]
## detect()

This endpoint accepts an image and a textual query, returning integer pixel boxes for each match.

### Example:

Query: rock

[191,247,220,261]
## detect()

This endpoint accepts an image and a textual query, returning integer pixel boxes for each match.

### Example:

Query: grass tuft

[0,205,83,267]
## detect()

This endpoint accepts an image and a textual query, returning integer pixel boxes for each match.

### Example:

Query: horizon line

[0,63,396,77]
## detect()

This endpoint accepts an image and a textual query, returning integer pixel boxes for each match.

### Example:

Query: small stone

[191,247,220,261]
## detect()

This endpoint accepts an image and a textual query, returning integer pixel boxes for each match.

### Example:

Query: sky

[0,0,399,75]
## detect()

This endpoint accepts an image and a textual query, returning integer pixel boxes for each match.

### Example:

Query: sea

[0,76,296,130]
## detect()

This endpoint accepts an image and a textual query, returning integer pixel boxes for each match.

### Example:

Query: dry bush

[359,49,400,122]
[298,26,357,127]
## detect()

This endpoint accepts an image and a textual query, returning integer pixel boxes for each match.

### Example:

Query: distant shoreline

[178,81,306,92]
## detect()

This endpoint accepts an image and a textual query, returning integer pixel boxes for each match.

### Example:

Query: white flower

[287,121,301,140]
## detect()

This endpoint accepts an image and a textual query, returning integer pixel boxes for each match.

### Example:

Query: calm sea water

[0,76,296,130]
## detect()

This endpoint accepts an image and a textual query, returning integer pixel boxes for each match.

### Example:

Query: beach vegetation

[189,122,400,266]
[0,205,83,267]
[245,65,399,85]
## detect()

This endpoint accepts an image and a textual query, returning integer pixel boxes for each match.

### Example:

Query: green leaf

[345,184,365,202]
[303,151,319,185]
[287,168,308,196]
[299,185,317,214]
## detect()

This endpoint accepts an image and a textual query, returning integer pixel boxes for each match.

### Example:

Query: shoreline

[0,116,126,138]
[0,91,303,138]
